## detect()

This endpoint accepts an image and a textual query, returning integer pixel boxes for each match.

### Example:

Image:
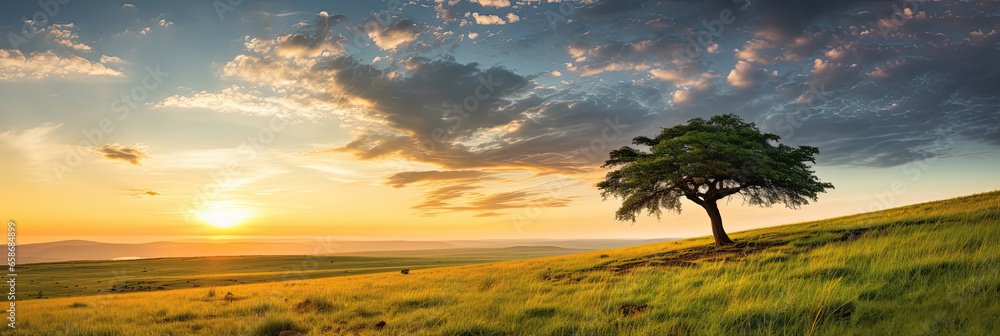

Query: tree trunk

[702,200,735,246]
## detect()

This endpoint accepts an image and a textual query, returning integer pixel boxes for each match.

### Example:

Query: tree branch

[717,187,741,199]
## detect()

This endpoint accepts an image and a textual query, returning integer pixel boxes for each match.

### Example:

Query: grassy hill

[15,191,1000,335]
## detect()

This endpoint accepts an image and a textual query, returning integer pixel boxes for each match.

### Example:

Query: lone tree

[597,114,833,246]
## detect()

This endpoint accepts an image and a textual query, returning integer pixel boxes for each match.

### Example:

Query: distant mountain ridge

[19,240,458,264]
[19,238,679,264]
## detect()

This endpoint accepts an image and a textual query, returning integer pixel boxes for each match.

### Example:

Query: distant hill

[19,238,678,264]
[19,240,459,264]
[331,245,591,259]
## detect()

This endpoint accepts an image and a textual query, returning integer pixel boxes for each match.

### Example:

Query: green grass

[11,191,1000,335]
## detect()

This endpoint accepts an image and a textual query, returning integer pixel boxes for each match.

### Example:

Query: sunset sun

[194,203,253,228]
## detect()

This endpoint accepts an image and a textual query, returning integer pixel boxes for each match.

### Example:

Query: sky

[1,0,998,244]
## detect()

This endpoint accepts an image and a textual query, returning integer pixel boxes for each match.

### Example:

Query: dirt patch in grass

[162,312,197,323]
[584,227,879,276]
[830,228,872,243]
[599,241,780,275]
[292,300,313,313]
[617,304,648,316]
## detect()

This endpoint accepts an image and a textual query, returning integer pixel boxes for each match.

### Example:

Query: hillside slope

[16,191,1000,335]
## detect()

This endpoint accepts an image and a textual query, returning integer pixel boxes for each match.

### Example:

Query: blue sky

[1,0,999,242]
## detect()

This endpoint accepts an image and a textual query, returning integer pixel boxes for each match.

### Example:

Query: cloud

[734,39,775,64]
[128,188,161,198]
[564,37,687,76]
[409,180,575,215]
[92,143,149,165]
[382,169,576,215]
[671,71,719,105]
[0,50,124,80]
[471,13,506,25]
[43,23,92,51]
[293,57,656,174]
[275,11,350,58]
[413,184,483,210]
[155,86,339,120]
[749,0,875,43]
[0,124,65,177]
[435,4,461,23]
[650,69,697,86]
[364,17,421,50]
[726,61,771,89]
[464,190,573,210]
[567,60,650,76]
[179,22,666,214]
[385,170,493,188]
[471,0,511,8]
[99,55,127,65]
[418,188,574,213]
[472,211,502,217]
[141,1,1000,211]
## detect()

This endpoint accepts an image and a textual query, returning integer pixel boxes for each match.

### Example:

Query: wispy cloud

[92,143,149,165]
[127,188,161,198]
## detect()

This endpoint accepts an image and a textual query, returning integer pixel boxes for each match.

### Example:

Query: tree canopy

[597,114,834,245]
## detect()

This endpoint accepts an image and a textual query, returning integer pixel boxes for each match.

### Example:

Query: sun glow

[193,202,253,228]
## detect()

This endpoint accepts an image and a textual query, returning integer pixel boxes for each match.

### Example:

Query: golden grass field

[16,246,586,300]
[14,191,1000,335]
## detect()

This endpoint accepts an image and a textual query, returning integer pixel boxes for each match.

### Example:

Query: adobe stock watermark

[50,65,170,182]
[6,0,73,48]
[5,220,15,329]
